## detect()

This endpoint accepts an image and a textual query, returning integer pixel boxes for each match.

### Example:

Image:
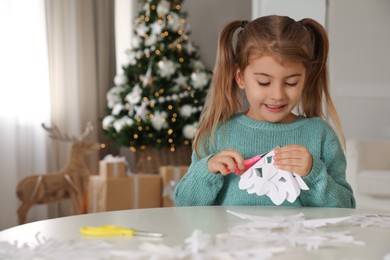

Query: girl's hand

[273,145,313,177]
[208,149,245,176]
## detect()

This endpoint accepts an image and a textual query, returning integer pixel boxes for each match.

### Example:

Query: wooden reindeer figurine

[16,122,100,224]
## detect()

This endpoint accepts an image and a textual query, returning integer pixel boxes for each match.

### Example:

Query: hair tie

[240,20,248,28]
[232,21,249,56]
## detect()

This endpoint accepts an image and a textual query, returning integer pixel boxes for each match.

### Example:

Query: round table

[0,206,389,259]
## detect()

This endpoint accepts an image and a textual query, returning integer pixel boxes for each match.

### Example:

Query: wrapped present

[159,166,189,207]
[99,154,127,178]
[87,174,161,213]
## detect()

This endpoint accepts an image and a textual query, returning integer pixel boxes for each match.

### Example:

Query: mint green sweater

[174,113,356,208]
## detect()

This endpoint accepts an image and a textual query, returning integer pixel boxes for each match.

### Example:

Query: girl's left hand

[273,145,313,177]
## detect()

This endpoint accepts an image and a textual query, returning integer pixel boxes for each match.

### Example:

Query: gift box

[87,174,161,213]
[159,165,189,207]
[99,154,127,178]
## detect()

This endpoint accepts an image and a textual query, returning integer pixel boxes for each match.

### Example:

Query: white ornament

[151,111,168,131]
[112,103,124,116]
[135,22,149,37]
[125,85,142,105]
[158,59,176,78]
[114,74,128,86]
[157,0,170,17]
[102,115,115,129]
[132,36,142,49]
[168,12,181,31]
[191,72,209,89]
[183,123,197,139]
[151,21,163,35]
[134,102,149,121]
[113,116,134,132]
[106,86,125,108]
[173,72,188,90]
[180,105,192,118]
[145,34,158,46]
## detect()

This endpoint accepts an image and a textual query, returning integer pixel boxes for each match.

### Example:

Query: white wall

[328,0,390,139]
[183,0,251,70]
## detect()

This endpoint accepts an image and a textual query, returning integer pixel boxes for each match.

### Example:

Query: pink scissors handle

[227,146,280,176]
[232,154,261,175]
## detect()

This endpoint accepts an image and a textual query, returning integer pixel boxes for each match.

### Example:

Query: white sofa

[346,138,390,212]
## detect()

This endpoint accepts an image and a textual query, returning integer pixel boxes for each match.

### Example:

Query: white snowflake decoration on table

[239,149,309,205]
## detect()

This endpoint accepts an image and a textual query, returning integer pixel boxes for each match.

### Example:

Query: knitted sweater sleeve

[174,151,224,206]
[299,134,356,208]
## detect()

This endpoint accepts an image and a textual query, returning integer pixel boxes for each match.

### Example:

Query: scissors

[228,146,280,176]
[80,225,164,238]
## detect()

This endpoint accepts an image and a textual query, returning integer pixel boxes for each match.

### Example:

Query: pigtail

[193,21,244,157]
[300,18,345,147]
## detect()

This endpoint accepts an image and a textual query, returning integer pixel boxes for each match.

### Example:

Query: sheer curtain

[0,0,115,230]
[0,0,51,230]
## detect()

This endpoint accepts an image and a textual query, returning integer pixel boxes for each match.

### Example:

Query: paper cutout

[238,149,309,205]
[5,211,390,259]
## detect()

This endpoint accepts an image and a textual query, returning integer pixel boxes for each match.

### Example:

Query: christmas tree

[102,0,212,153]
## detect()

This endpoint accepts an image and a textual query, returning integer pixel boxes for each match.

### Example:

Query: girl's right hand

[208,149,245,176]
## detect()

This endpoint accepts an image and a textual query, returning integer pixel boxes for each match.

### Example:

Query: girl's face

[236,55,306,123]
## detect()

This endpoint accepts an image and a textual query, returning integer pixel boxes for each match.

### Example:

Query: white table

[1,206,389,259]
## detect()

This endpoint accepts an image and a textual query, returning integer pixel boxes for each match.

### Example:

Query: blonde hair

[194,15,345,157]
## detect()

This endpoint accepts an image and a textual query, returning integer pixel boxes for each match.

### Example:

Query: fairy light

[180,19,186,24]
[179,57,184,63]
[158,19,163,24]
[139,15,145,20]
[151,5,156,10]
[145,126,150,130]
[154,92,159,97]
[143,97,148,102]
[184,140,190,145]
[133,134,139,139]
[172,118,176,122]
[145,53,150,58]
[136,117,142,122]
[170,147,176,152]
[183,35,189,40]
[138,126,143,131]
[159,88,164,94]
[130,146,136,152]
[147,156,152,161]
[177,43,182,50]
[167,15,171,20]
[157,139,162,143]
[168,129,173,135]
[186,85,192,91]
[141,145,146,150]
[145,17,150,22]
[100,143,106,149]
[178,29,183,35]
[175,4,181,10]
[168,105,173,110]
[155,50,161,55]
[168,138,173,143]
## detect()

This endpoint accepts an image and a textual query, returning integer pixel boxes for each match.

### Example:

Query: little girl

[174,15,355,208]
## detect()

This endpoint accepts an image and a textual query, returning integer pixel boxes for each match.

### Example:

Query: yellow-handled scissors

[80,225,163,238]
